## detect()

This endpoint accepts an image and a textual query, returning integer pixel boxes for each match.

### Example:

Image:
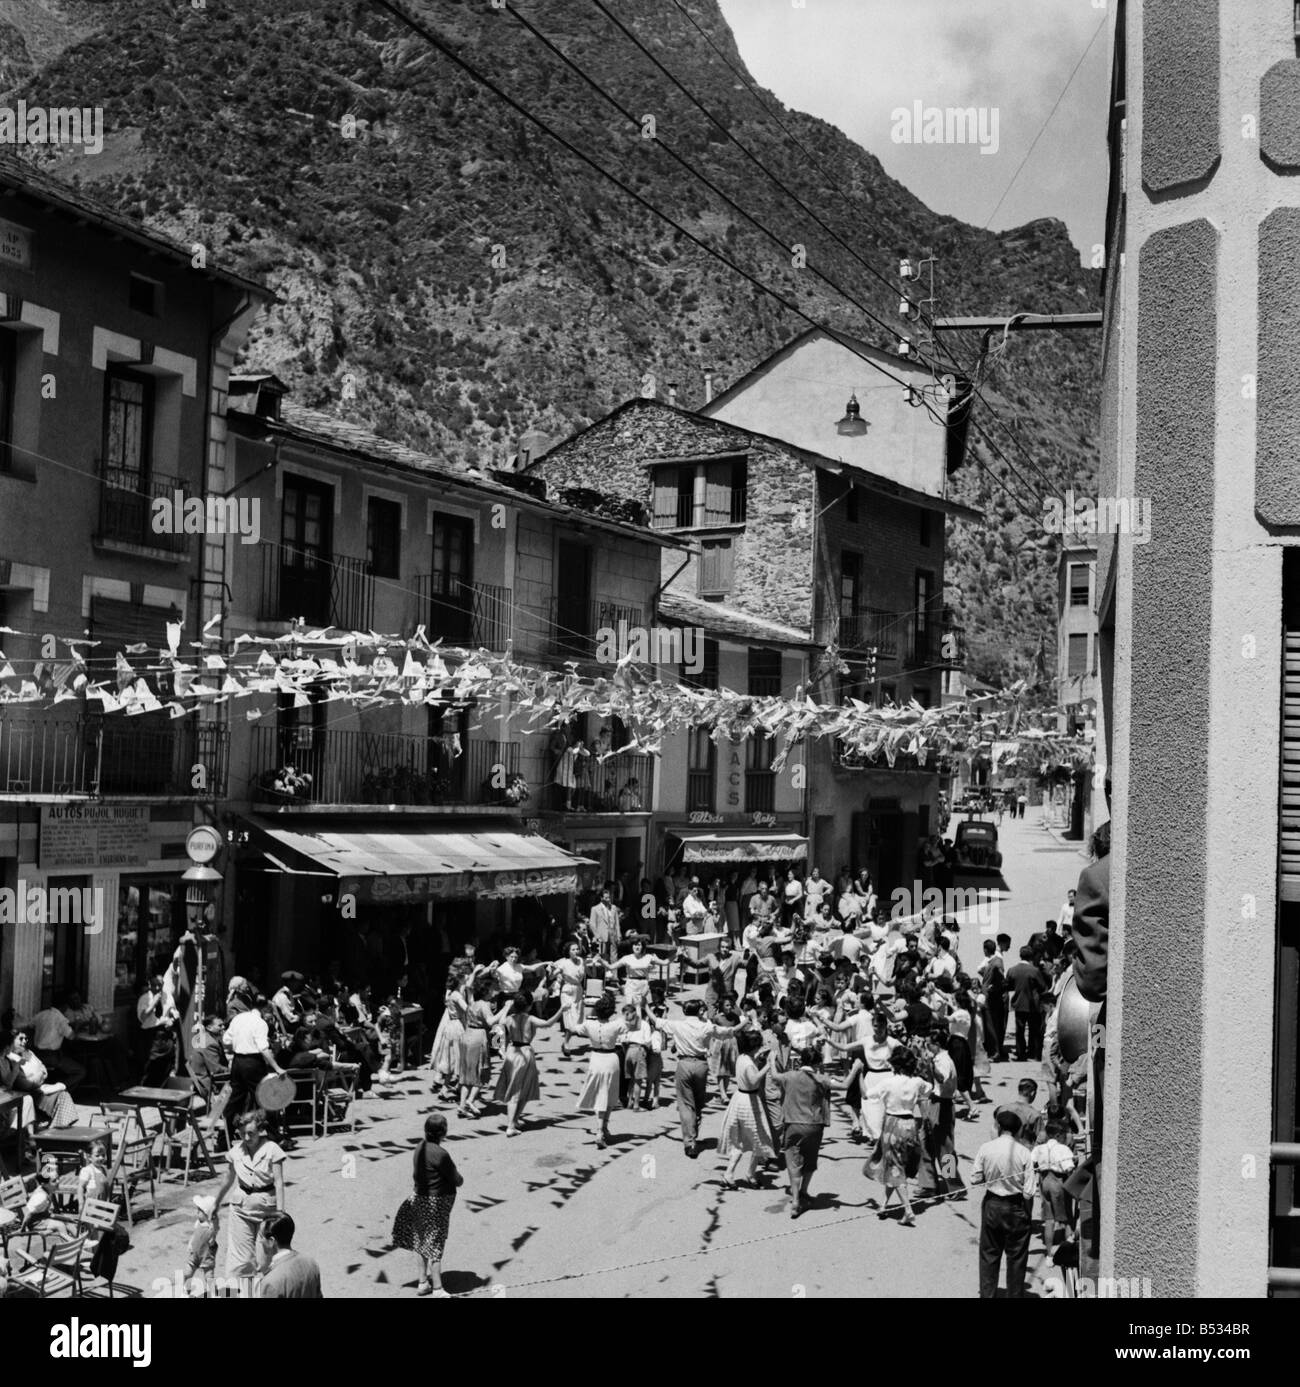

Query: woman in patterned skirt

[862,1047,932,1227]
[554,941,588,1059]
[575,993,627,1148]
[717,1030,776,1187]
[492,993,562,1135]
[392,1113,463,1297]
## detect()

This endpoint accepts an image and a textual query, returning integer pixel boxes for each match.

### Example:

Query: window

[687,727,716,812]
[0,330,14,470]
[366,497,402,578]
[845,481,859,525]
[128,273,163,317]
[840,552,861,618]
[1068,633,1089,677]
[1070,563,1092,607]
[748,647,782,696]
[651,457,747,528]
[103,366,154,485]
[915,570,934,631]
[878,682,898,707]
[919,509,933,547]
[41,878,92,1009]
[698,538,734,596]
[683,636,718,690]
[745,735,776,812]
[115,878,179,1006]
[913,685,932,709]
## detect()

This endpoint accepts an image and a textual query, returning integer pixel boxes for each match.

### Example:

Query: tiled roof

[660,592,815,648]
[0,151,270,295]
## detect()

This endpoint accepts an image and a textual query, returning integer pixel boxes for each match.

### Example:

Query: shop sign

[688,811,723,824]
[751,812,777,828]
[339,868,582,905]
[40,804,150,871]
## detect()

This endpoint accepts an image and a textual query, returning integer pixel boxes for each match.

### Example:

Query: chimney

[704,368,714,404]
[667,382,678,407]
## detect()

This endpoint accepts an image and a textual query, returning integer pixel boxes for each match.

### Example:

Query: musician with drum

[223,1000,291,1137]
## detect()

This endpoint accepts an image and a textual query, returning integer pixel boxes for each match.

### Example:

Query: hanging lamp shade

[836,392,867,436]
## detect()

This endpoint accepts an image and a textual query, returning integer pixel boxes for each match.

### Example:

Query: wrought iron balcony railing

[550,599,644,661]
[250,725,521,807]
[415,575,513,650]
[260,545,374,630]
[97,461,190,554]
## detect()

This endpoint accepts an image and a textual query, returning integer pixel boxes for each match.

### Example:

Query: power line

[500,1,929,380]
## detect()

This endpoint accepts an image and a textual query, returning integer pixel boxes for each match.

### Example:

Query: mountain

[7,0,1101,687]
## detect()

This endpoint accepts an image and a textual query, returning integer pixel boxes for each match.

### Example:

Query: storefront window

[39,876,91,1009]
[115,878,179,1005]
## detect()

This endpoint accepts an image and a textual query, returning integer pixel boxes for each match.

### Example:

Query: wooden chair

[77,1198,122,1297]
[317,1063,360,1137]
[111,1138,157,1225]
[280,1069,318,1140]
[0,1174,28,1254]
[7,1232,89,1297]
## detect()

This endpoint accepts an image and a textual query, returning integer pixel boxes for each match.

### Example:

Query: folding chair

[157,1077,206,1183]
[317,1063,360,1137]
[111,1138,157,1225]
[7,1232,89,1297]
[0,1174,28,1254]
[77,1198,122,1297]
[280,1069,318,1141]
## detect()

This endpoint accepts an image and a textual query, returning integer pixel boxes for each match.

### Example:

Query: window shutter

[699,538,733,595]
[1282,629,1300,899]
[652,474,678,528]
[704,461,731,526]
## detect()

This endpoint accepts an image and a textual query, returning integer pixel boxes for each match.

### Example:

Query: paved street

[105,809,1090,1300]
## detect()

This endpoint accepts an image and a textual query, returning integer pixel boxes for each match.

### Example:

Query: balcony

[96,462,189,556]
[0,715,228,798]
[547,750,654,814]
[550,599,644,662]
[817,608,898,659]
[837,740,953,776]
[250,725,521,808]
[415,575,513,650]
[745,769,776,813]
[260,545,374,630]
[905,617,966,671]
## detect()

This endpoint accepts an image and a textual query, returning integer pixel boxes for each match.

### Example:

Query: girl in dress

[430,970,469,1099]
[863,1048,932,1227]
[77,1139,112,1212]
[708,1001,740,1102]
[575,993,627,1148]
[717,1029,777,1188]
[946,986,977,1117]
[392,1113,463,1297]
[613,935,656,1009]
[456,974,510,1118]
[491,993,562,1135]
[554,941,588,1059]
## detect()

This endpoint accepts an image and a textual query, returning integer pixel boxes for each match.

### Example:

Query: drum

[1055,972,1092,1064]
[255,1073,295,1112]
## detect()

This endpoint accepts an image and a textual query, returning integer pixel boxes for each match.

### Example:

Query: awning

[250,820,597,905]
[676,832,808,865]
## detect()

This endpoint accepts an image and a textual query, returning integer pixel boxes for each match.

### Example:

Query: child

[645,1003,667,1108]
[21,1161,73,1241]
[1032,1119,1077,1251]
[621,1004,659,1110]
[375,998,400,1083]
[186,1194,219,1284]
[709,1003,739,1103]
[77,1140,112,1212]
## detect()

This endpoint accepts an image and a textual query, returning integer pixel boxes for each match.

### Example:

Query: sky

[716,0,1114,258]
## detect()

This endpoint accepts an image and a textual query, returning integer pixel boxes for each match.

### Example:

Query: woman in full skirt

[575,994,627,1148]
[717,1031,776,1187]
[491,994,562,1134]
[392,1114,463,1297]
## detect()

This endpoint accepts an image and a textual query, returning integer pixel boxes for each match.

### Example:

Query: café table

[116,1087,217,1183]
[31,1126,109,1157]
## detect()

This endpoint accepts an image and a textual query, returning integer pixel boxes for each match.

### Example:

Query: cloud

[715,0,1111,253]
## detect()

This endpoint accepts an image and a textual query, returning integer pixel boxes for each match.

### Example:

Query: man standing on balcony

[590,889,622,966]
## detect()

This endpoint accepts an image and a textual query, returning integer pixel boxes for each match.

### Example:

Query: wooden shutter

[652,470,678,528]
[1281,629,1300,900]
[704,460,731,526]
[699,538,733,595]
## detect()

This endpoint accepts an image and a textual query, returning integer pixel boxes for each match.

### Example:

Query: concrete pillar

[1100,0,1292,1296]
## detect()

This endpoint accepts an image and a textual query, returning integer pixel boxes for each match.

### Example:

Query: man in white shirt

[970,1109,1037,1298]
[1058,889,1076,930]
[29,1004,84,1089]
[223,1003,289,1137]
[925,934,958,982]
[679,882,709,934]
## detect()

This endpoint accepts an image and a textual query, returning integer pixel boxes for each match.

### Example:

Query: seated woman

[5,1031,76,1128]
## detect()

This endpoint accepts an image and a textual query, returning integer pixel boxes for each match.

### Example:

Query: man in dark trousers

[970,1108,1036,1297]
[1005,946,1050,1061]
[978,938,1007,1061]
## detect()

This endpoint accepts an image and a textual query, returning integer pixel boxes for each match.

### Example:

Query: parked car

[952,819,1003,872]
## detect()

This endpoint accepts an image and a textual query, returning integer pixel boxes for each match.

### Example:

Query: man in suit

[1004,947,1050,1061]
[257,1213,323,1297]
